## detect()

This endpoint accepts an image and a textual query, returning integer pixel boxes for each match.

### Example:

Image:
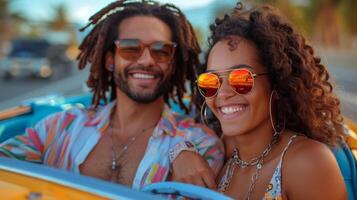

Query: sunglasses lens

[116,39,176,63]
[116,39,142,61]
[197,73,220,97]
[229,69,253,94]
[150,42,176,63]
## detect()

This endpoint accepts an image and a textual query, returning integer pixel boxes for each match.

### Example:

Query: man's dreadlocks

[77,0,201,114]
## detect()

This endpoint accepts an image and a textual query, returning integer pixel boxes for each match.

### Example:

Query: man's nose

[137,48,155,66]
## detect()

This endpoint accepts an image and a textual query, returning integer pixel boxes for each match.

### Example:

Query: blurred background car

[0,38,73,79]
[0,38,52,79]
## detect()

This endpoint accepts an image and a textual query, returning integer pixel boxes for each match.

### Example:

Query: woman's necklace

[218,132,280,200]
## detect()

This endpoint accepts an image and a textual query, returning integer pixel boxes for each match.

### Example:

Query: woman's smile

[217,103,248,120]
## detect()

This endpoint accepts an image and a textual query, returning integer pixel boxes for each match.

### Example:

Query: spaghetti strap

[264,134,297,200]
[280,134,297,159]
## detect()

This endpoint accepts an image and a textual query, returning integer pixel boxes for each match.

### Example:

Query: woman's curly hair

[206,3,345,146]
[77,0,201,114]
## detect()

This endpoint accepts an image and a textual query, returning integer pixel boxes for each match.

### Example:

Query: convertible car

[0,94,356,199]
[0,94,232,200]
[0,157,232,199]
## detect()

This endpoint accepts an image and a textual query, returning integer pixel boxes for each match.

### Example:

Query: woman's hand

[171,151,217,190]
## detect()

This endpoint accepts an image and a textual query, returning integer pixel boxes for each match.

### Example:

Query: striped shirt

[0,101,224,189]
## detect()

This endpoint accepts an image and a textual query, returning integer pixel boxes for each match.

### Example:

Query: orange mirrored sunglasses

[197,67,269,98]
[114,39,177,63]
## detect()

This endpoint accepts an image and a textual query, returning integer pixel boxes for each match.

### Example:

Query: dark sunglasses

[197,66,269,98]
[114,39,177,63]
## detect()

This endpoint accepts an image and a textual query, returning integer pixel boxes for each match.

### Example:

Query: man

[0,0,223,190]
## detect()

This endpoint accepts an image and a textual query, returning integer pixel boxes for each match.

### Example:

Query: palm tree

[0,0,26,38]
[212,0,357,47]
[307,0,342,47]
[0,0,26,56]
[246,0,343,47]
[0,0,11,39]
[340,0,357,35]
[0,0,10,17]
[48,4,70,31]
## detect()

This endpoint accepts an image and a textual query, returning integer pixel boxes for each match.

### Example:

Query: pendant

[110,166,120,183]
[111,158,117,171]
[257,163,262,169]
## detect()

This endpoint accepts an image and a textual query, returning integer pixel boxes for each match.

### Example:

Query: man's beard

[113,67,171,103]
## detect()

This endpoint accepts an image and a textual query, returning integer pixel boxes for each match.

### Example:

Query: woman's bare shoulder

[285,135,334,164]
[282,134,347,199]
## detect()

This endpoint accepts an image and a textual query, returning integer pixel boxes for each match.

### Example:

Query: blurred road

[0,78,50,101]
[321,50,357,122]
[0,67,89,110]
[0,50,356,122]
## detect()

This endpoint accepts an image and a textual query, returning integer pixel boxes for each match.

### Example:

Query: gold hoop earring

[269,90,285,134]
[108,71,113,82]
[200,101,209,126]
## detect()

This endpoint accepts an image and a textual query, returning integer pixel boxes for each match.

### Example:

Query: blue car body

[0,93,356,199]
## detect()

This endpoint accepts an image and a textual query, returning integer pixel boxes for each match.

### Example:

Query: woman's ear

[105,52,115,72]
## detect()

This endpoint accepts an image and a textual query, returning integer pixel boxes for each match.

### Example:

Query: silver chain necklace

[109,124,156,172]
[218,132,280,200]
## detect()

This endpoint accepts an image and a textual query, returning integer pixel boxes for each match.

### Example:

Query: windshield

[9,39,50,58]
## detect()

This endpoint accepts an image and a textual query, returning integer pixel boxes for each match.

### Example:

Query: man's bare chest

[79,133,150,186]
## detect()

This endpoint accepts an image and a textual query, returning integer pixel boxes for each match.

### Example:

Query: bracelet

[169,141,197,163]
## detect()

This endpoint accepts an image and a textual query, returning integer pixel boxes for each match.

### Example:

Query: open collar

[84,101,180,137]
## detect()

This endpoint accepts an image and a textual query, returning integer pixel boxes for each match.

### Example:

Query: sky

[9,0,217,24]
[9,0,236,48]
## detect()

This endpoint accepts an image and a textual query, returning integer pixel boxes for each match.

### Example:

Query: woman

[195,3,347,200]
